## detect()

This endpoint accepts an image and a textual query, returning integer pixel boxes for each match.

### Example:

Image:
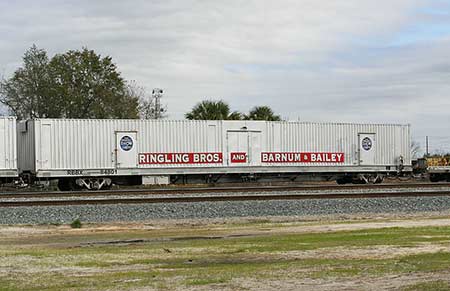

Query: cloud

[1,0,450,151]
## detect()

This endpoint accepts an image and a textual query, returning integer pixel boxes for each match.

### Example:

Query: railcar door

[358,133,376,165]
[227,131,261,166]
[40,123,52,170]
[249,131,262,166]
[116,131,138,168]
[227,131,249,166]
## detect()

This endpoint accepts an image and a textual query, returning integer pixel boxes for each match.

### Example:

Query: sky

[1,0,450,152]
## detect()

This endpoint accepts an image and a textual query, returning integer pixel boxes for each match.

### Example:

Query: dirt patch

[231,272,450,291]
[2,215,450,245]
[166,271,450,291]
[277,243,450,260]
[274,217,450,234]
[2,214,450,290]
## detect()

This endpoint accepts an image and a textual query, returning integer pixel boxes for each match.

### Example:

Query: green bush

[70,218,82,228]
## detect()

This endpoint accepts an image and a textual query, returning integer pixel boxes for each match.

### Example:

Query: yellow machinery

[427,156,450,167]
[427,156,450,182]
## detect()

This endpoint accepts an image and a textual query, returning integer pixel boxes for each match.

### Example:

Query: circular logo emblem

[361,137,372,151]
[120,136,133,151]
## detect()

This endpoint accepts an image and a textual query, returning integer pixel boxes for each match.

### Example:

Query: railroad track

[1,182,449,199]
[2,185,450,208]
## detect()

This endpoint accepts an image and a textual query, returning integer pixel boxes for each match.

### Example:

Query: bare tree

[127,81,167,119]
[411,140,421,159]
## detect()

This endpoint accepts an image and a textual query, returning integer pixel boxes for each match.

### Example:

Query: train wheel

[430,174,441,182]
[336,178,347,185]
[57,178,74,191]
[336,175,352,185]
[74,177,112,190]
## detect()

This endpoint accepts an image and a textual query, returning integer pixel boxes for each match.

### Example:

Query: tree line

[0,45,140,119]
[185,100,281,121]
[0,46,281,121]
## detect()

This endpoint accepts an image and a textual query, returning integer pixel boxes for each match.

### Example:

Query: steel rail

[1,182,450,199]
[2,190,450,208]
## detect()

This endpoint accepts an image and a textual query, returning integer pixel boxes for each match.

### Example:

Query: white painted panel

[142,175,170,185]
[263,122,410,167]
[207,124,217,152]
[20,119,411,176]
[116,132,137,168]
[227,131,249,166]
[0,117,18,176]
[249,131,262,166]
[359,133,376,165]
[40,123,52,170]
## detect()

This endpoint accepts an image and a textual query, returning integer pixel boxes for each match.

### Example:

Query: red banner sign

[230,152,247,163]
[138,152,344,165]
[261,152,344,163]
[139,153,223,164]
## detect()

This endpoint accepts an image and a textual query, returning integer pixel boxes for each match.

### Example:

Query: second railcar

[17,119,411,190]
[0,116,18,184]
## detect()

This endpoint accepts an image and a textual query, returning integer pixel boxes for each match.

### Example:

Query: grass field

[1,217,450,290]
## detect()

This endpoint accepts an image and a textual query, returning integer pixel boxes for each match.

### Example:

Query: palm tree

[185,100,242,120]
[245,106,281,121]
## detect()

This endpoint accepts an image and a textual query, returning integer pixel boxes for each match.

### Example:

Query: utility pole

[426,136,429,157]
[152,88,164,119]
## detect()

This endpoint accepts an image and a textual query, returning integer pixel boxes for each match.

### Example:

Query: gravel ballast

[2,196,450,224]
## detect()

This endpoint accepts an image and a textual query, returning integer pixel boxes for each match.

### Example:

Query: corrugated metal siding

[263,122,410,166]
[0,117,17,172]
[23,119,410,172]
[30,119,223,170]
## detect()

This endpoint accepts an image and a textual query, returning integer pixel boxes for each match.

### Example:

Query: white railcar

[0,116,18,182]
[17,119,411,189]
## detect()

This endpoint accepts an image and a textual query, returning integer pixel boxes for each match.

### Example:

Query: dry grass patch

[1,217,450,290]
